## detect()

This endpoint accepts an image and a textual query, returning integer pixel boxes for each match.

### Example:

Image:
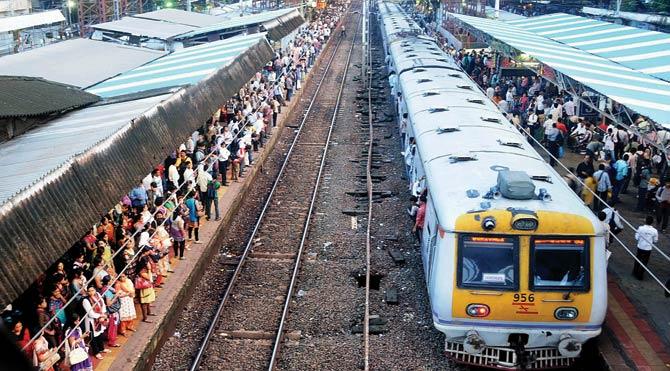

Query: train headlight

[481,216,496,231]
[466,304,490,317]
[554,307,579,320]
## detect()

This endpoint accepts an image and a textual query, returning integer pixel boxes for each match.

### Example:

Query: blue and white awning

[451,13,670,127]
[506,13,670,82]
[86,33,267,98]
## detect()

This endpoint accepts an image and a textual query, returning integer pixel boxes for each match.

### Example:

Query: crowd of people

[3,7,344,370]
[451,48,670,285]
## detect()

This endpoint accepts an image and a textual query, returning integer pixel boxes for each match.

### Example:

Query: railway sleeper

[346,190,393,197]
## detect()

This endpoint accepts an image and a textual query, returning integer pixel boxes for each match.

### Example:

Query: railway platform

[550,150,670,371]
[88,35,338,370]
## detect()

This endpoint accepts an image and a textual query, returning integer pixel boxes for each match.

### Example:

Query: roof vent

[413,68,427,73]
[418,78,433,83]
[448,73,462,78]
[497,139,523,149]
[481,117,502,124]
[497,170,536,200]
[450,154,477,163]
[429,107,449,113]
[531,175,553,183]
[436,126,459,134]
[457,85,473,90]
[406,54,418,57]
[423,92,440,97]
[467,98,485,105]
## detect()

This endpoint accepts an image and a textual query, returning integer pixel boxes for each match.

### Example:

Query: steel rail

[363,0,373,369]
[267,6,364,371]
[189,15,354,371]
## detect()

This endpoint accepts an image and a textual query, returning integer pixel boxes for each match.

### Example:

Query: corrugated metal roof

[451,13,670,127]
[0,10,65,33]
[132,9,222,27]
[92,16,197,40]
[506,13,670,82]
[0,76,100,118]
[0,38,274,305]
[87,33,267,98]
[176,7,297,39]
[0,94,168,207]
[485,6,526,21]
[0,38,166,88]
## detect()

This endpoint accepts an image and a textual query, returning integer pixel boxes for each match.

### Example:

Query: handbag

[69,347,89,365]
[39,349,61,370]
[134,276,152,290]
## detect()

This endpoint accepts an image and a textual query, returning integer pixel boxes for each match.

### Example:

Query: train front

[431,206,607,369]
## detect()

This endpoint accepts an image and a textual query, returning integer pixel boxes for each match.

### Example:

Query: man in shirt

[611,154,629,204]
[412,194,427,243]
[563,98,575,117]
[575,155,594,180]
[656,181,670,231]
[633,216,658,280]
[129,182,148,213]
[593,164,612,212]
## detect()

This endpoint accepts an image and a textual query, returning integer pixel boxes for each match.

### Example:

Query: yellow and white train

[377,2,607,369]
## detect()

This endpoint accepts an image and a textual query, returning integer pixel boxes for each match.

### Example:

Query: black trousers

[218,160,228,185]
[91,331,105,355]
[633,249,651,280]
[657,203,670,230]
[173,240,185,258]
[593,190,608,212]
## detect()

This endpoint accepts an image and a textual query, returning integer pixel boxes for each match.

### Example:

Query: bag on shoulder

[134,276,152,290]
[39,349,60,370]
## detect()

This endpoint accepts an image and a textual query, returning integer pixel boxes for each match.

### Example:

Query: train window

[530,238,589,292]
[457,235,518,290]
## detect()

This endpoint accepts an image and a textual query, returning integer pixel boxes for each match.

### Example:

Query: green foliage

[649,0,670,13]
[620,0,642,12]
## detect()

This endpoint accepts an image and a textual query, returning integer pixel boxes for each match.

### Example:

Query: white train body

[376,2,607,369]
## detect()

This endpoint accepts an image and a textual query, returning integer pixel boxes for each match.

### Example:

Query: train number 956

[513,293,535,303]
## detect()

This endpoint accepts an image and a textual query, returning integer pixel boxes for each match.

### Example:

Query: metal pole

[615,0,621,15]
[187,0,191,11]
[494,0,500,19]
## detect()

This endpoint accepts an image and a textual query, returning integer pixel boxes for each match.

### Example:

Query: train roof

[389,38,460,74]
[378,2,603,234]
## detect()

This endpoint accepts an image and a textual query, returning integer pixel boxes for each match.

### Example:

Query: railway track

[189,6,363,370]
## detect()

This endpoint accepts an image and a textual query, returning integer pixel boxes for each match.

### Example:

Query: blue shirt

[614,160,628,181]
[129,186,147,206]
[185,198,198,222]
[594,170,612,192]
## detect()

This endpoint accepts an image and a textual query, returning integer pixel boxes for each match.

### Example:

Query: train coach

[376,2,608,369]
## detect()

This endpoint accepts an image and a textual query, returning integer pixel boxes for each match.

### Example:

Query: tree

[650,0,670,13]
[619,0,642,12]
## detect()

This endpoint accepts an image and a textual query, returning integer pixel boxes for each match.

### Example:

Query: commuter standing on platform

[633,216,658,280]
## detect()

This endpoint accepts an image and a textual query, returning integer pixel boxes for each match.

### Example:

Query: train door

[422,193,439,291]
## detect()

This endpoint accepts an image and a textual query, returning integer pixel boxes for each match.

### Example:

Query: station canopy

[506,13,670,82]
[92,16,197,40]
[0,10,64,33]
[0,38,166,88]
[132,9,223,27]
[175,7,300,39]
[451,13,670,128]
[0,28,274,304]
[86,32,268,98]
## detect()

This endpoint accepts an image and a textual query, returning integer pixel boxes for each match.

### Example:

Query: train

[376,2,608,369]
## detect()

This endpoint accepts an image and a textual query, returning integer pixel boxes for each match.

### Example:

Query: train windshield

[458,236,517,290]
[531,239,588,291]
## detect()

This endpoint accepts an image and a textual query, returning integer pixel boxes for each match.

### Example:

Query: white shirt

[543,119,554,134]
[564,100,575,116]
[635,224,658,251]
